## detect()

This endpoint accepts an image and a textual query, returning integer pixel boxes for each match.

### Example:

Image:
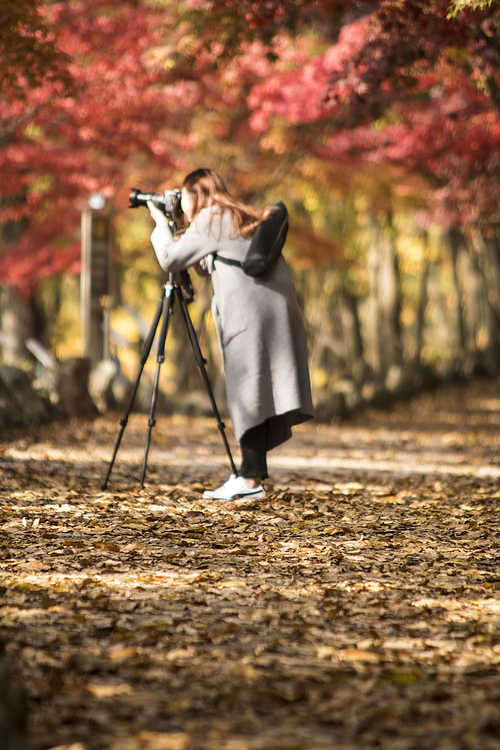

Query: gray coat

[151,207,314,447]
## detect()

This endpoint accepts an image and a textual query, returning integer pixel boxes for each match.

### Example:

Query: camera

[129,187,182,217]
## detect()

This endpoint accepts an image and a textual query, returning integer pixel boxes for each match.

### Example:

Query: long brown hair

[182,168,264,238]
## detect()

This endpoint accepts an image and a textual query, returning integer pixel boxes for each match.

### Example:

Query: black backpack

[216,201,289,277]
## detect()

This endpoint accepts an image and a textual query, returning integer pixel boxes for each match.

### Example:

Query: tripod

[102,271,236,489]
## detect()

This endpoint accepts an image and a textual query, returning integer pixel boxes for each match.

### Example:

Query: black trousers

[239,420,269,479]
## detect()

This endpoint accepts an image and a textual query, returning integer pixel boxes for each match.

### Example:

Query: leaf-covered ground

[2,378,500,750]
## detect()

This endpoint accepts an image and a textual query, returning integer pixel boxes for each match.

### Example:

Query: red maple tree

[0,0,194,297]
[190,0,500,227]
[3,0,500,298]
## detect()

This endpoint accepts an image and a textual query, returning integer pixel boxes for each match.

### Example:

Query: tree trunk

[414,235,430,366]
[303,266,348,388]
[0,194,45,367]
[470,229,500,335]
[339,287,367,382]
[457,241,482,354]
[448,228,467,354]
[485,234,500,321]
[367,216,403,377]
[468,229,500,372]
[0,287,45,367]
[448,228,500,374]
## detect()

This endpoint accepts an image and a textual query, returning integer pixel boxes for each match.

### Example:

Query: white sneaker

[202,474,266,501]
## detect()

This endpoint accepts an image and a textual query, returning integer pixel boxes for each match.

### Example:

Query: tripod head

[161,218,195,304]
[165,270,194,304]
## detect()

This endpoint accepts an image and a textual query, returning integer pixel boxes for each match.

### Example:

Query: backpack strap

[214,255,242,268]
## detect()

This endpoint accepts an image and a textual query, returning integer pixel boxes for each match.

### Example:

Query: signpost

[80,195,115,365]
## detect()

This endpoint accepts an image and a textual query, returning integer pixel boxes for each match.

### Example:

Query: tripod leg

[175,285,237,476]
[101,294,165,490]
[140,283,175,488]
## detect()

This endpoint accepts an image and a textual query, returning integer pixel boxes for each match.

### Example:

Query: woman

[148,168,313,500]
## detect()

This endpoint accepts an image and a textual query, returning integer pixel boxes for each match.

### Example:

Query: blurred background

[2,0,500,426]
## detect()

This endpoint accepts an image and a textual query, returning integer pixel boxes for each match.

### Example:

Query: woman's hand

[147,201,168,226]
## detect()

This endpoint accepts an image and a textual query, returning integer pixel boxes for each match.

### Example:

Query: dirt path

[1,377,500,750]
